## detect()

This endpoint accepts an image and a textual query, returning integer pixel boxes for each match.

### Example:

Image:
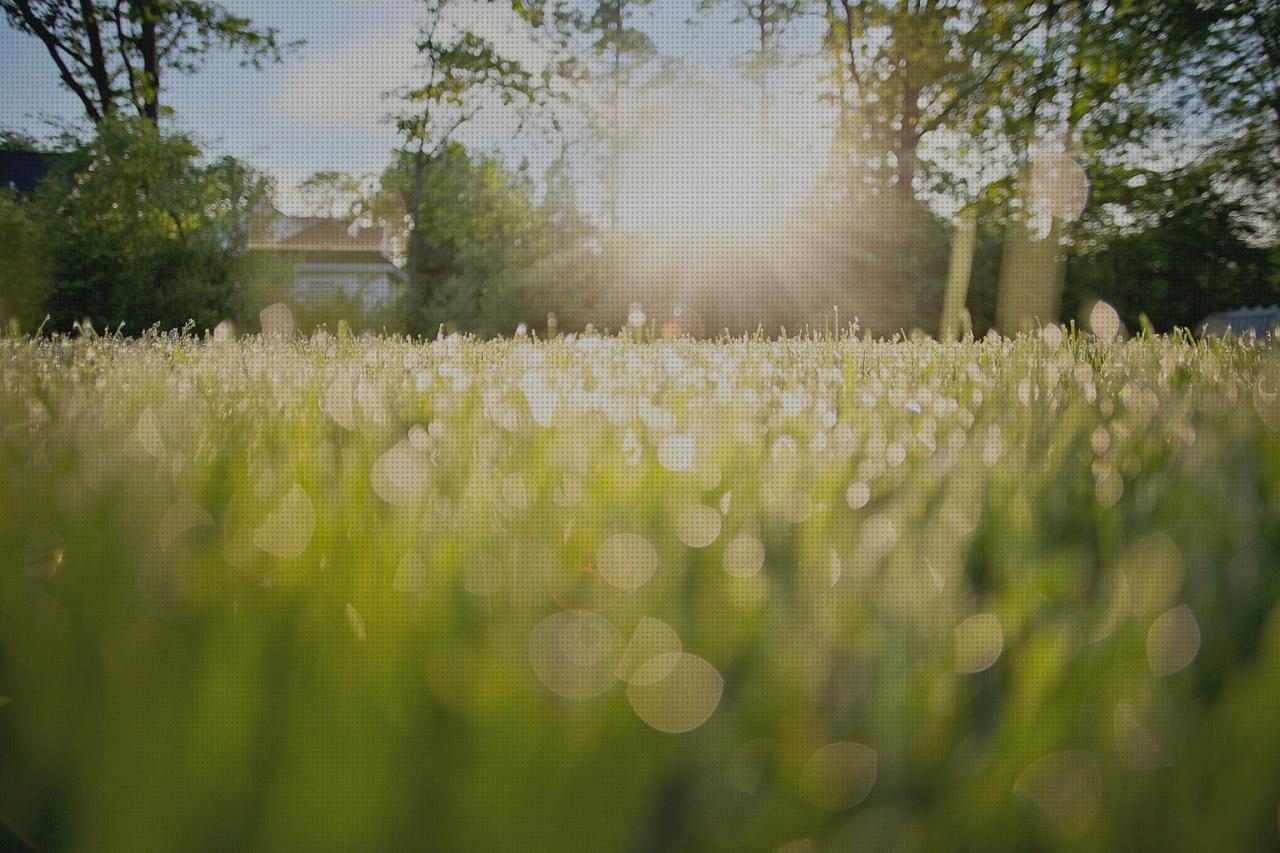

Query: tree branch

[113,0,140,107]
[918,4,1047,135]
[79,0,116,116]
[8,0,103,121]
[836,0,864,96]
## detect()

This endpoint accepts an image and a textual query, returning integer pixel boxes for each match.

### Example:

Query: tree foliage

[394,0,547,295]
[395,0,543,149]
[378,142,595,336]
[1179,0,1280,224]
[33,118,267,331]
[0,189,53,331]
[1065,165,1280,331]
[0,0,293,123]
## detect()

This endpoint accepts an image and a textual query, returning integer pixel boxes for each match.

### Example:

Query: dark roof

[0,150,67,196]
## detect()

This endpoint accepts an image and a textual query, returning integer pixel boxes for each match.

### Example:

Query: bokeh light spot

[529,611,619,700]
[626,652,723,733]
[676,505,722,549]
[596,533,660,592]
[252,484,315,560]
[953,613,1004,674]
[723,535,765,579]
[615,617,683,685]
[1147,605,1200,677]
[1014,750,1101,838]
[800,741,878,811]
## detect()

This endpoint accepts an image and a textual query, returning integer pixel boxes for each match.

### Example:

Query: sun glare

[617,91,825,238]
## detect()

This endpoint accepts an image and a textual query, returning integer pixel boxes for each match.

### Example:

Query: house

[249,206,405,313]
[1199,306,1280,339]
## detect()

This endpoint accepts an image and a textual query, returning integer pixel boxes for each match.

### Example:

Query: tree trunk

[996,1,1061,333]
[758,6,769,140]
[940,206,977,341]
[79,0,115,117]
[407,143,426,304]
[134,0,161,123]
[897,80,918,197]
[824,0,853,190]
[609,35,621,233]
[997,209,1063,334]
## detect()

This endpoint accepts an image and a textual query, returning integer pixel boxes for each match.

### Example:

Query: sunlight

[617,89,824,238]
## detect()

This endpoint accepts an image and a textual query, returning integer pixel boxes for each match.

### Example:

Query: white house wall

[288,265,397,312]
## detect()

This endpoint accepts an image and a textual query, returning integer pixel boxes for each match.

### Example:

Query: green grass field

[2,328,1280,852]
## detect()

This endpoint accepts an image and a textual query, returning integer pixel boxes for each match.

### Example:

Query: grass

[1,326,1279,852]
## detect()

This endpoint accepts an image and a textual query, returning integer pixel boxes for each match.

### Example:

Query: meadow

[2,324,1280,852]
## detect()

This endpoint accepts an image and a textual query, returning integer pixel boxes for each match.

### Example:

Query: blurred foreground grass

[3,327,1280,852]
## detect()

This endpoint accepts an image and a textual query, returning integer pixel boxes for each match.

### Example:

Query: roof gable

[249,210,399,264]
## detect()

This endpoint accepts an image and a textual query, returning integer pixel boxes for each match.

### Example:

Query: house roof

[0,150,69,196]
[251,215,390,254]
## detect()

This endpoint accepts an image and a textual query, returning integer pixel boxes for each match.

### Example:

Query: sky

[0,0,835,218]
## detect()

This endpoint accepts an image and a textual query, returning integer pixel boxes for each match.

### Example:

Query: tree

[0,0,292,125]
[0,189,52,331]
[377,142,589,336]
[819,0,1026,200]
[802,1,1003,335]
[1179,0,1280,227]
[296,170,367,219]
[1065,165,1280,331]
[394,0,543,301]
[35,117,267,331]
[0,129,42,151]
[983,0,1198,331]
[815,1,1202,332]
[699,0,801,140]
[580,0,654,232]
